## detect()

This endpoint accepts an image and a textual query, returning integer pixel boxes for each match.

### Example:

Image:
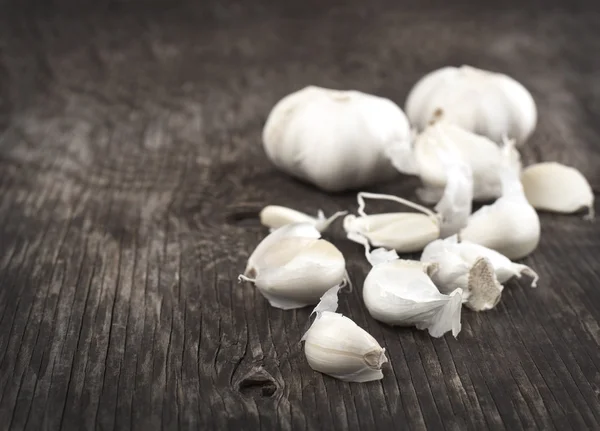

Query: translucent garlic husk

[241,223,349,310]
[521,162,595,219]
[362,249,463,338]
[459,139,540,260]
[405,65,537,145]
[263,86,411,192]
[302,286,387,382]
[259,205,347,232]
[386,122,522,202]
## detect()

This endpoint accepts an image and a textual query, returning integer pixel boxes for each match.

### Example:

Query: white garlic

[302,286,387,382]
[521,162,595,219]
[405,65,537,145]
[421,236,539,311]
[240,223,349,310]
[262,86,411,192]
[259,205,347,232]
[344,175,471,252]
[361,247,463,338]
[386,122,521,202]
[460,139,540,260]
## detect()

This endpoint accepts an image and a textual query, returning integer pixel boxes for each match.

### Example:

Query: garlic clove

[241,223,349,309]
[363,259,463,338]
[344,213,440,253]
[459,138,540,259]
[263,86,411,192]
[520,162,595,219]
[302,286,387,382]
[259,205,347,232]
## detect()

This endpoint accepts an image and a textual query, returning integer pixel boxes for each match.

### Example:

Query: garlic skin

[521,162,595,219]
[302,286,387,382]
[263,86,411,192]
[460,140,540,260]
[387,122,521,202]
[405,65,537,145]
[241,223,348,310]
[361,249,463,338]
[259,205,347,232]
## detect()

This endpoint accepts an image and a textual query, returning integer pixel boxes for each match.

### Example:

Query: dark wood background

[1,1,599,430]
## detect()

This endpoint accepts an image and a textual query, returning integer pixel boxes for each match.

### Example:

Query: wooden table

[1,2,599,429]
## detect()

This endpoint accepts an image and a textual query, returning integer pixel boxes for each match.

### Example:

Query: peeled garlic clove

[405,65,537,145]
[241,223,348,309]
[363,256,462,338]
[521,162,595,219]
[302,286,387,382]
[460,139,540,260]
[263,86,411,192]
[259,205,347,232]
[344,192,440,253]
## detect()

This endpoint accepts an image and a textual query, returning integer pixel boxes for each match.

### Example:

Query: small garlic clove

[302,286,387,382]
[241,223,348,309]
[362,259,463,338]
[345,213,440,253]
[260,205,347,232]
[520,162,595,219]
[459,138,540,260]
[465,258,503,311]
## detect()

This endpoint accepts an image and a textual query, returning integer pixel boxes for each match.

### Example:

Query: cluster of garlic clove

[262,86,411,192]
[405,65,537,145]
[239,223,349,310]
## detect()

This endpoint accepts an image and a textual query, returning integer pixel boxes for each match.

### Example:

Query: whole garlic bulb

[302,286,387,382]
[386,122,521,202]
[521,162,595,219]
[263,86,411,192]
[240,223,349,310]
[405,65,537,145]
[361,248,463,338]
[460,140,540,260]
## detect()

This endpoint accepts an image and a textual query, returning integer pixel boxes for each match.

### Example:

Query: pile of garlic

[238,64,595,384]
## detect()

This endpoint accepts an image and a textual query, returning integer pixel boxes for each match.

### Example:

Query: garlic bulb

[259,205,347,232]
[421,236,539,311]
[386,122,521,202]
[302,286,387,382]
[405,65,537,145]
[344,177,471,252]
[521,162,595,219]
[460,139,540,260]
[240,223,349,310]
[361,248,463,338]
[262,86,411,192]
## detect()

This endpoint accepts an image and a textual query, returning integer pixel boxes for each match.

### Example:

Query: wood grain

[0,1,599,430]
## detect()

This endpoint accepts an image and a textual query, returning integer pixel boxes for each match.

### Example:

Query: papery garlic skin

[363,258,462,338]
[303,286,387,382]
[259,205,347,232]
[405,65,537,145]
[521,162,595,218]
[460,140,540,260]
[241,223,348,310]
[263,86,411,192]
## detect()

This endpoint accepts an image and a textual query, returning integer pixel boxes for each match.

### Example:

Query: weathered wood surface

[0,1,599,430]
